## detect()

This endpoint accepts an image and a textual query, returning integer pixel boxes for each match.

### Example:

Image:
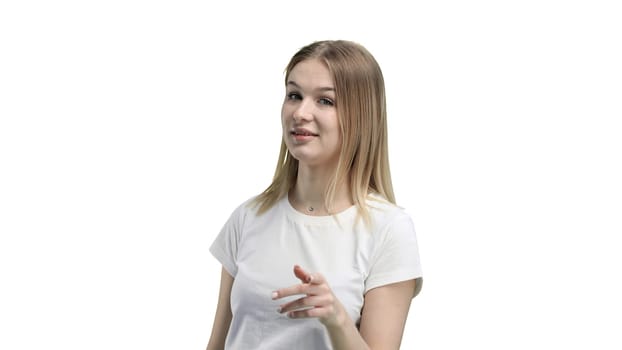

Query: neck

[290,163,352,216]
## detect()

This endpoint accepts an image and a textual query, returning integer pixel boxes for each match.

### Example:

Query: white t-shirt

[210,194,423,350]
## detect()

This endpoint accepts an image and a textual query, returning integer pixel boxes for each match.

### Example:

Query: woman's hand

[272,265,345,328]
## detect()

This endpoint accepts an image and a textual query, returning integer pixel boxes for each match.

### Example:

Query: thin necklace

[291,192,319,213]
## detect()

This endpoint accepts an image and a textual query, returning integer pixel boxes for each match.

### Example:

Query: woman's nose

[293,99,313,122]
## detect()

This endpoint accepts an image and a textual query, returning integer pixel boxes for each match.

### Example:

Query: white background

[1,0,621,349]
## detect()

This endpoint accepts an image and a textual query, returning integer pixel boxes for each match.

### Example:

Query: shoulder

[229,195,261,220]
[228,194,285,225]
[366,194,414,233]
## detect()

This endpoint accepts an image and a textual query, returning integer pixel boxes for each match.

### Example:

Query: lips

[291,128,318,136]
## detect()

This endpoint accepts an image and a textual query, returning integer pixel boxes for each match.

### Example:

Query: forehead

[287,59,334,88]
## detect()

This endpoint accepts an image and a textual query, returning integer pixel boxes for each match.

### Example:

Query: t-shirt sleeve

[209,204,245,278]
[365,210,423,295]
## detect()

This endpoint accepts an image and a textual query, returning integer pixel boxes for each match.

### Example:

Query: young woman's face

[281,59,341,168]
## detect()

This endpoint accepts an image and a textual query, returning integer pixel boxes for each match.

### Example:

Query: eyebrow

[287,81,335,92]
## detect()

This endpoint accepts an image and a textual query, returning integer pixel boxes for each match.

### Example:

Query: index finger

[272,283,309,300]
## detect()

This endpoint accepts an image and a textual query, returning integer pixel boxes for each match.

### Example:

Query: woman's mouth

[290,128,318,142]
[291,128,318,137]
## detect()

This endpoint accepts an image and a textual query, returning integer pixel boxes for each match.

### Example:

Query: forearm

[206,268,233,350]
[324,307,370,350]
[274,266,374,349]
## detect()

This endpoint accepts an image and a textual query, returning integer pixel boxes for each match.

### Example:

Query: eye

[318,98,334,106]
[287,92,302,100]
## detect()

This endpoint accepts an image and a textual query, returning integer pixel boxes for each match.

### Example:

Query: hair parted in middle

[253,40,395,223]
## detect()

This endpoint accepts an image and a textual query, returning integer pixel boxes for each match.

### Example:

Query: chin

[288,151,313,163]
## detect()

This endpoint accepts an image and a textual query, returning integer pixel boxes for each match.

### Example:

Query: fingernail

[271,291,278,299]
[277,307,282,313]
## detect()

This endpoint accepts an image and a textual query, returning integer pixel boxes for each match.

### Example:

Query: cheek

[280,107,288,128]
[334,122,343,150]
[331,118,342,141]
[325,122,342,149]
[281,104,293,125]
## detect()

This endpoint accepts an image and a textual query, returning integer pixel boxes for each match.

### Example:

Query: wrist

[322,304,370,350]
[322,303,349,330]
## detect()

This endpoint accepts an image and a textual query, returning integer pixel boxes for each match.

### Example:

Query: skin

[206,268,233,350]
[282,59,341,169]
[272,265,416,350]
[206,58,417,349]
[282,58,348,215]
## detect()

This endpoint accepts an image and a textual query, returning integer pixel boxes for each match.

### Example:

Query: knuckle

[310,309,321,317]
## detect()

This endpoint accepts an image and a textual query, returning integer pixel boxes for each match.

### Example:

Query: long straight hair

[253,40,395,223]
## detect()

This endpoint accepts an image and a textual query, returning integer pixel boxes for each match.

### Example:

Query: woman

[207,40,423,349]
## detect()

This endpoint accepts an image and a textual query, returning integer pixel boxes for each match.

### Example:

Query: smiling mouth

[291,130,318,136]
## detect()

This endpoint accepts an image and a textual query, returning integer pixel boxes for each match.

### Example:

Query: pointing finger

[272,283,307,300]
[272,283,325,300]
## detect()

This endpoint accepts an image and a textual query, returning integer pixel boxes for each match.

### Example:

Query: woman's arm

[359,279,417,350]
[274,265,418,350]
[206,267,234,350]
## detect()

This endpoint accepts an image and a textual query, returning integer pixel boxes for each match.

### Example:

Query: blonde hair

[253,40,395,223]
